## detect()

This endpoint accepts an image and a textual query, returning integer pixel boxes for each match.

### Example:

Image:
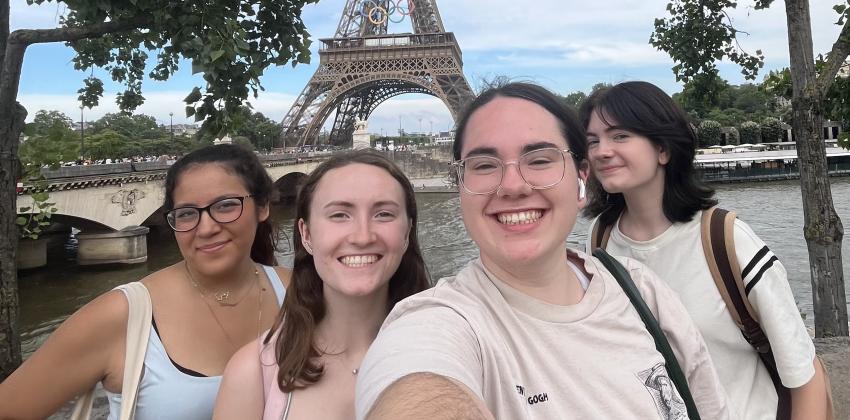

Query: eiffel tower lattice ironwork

[278,0,474,148]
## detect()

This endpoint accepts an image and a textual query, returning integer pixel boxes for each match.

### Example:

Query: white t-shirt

[587,211,816,420]
[355,250,731,420]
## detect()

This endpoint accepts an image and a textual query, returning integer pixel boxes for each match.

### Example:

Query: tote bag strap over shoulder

[592,249,701,420]
[70,282,152,420]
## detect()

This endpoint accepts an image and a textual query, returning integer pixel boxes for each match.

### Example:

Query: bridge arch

[274,172,308,204]
[304,74,454,147]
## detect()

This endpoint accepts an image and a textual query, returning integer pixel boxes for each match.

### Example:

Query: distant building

[164,123,199,136]
[434,130,455,145]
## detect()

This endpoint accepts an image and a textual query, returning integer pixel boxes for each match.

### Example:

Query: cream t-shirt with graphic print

[355,251,731,420]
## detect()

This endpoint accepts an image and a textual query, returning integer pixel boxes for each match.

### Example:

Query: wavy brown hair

[264,149,430,392]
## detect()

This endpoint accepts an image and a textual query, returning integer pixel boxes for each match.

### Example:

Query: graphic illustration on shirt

[638,363,688,420]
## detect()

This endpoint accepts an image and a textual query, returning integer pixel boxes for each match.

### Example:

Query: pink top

[260,331,291,420]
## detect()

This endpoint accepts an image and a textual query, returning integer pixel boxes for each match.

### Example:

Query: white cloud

[17,90,298,125]
[10,1,68,30]
[493,41,671,67]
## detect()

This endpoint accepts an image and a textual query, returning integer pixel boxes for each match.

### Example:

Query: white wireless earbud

[578,179,586,200]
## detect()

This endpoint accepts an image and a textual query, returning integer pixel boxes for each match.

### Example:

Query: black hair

[579,81,716,225]
[164,144,277,265]
[453,82,587,164]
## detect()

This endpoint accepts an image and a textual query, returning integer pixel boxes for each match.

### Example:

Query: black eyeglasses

[451,148,576,195]
[165,195,253,232]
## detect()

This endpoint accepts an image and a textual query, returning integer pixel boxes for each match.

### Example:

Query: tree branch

[1,0,9,65]
[816,17,850,94]
[7,15,152,46]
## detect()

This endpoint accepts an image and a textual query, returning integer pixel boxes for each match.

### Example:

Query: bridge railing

[20,153,332,193]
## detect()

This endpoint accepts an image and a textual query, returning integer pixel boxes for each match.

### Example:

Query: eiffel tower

[278,0,475,148]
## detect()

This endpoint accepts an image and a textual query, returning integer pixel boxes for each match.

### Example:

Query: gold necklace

[185,262,264,350]
[185,262,258,306]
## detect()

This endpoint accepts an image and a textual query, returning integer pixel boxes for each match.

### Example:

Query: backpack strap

[590,215,614,250]
[700,207,791,420]
[592,249,701,420]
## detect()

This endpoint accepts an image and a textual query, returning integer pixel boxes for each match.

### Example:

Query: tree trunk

[0,25,30,378]
[785,0,849,337]
[0,102,25,379]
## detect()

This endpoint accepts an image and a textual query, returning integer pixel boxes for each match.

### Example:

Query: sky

[11,0,846,135]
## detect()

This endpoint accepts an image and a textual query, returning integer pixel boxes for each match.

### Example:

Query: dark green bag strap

[592,249,701,420]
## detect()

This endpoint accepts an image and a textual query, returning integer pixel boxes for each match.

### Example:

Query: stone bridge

[15,149,451,266]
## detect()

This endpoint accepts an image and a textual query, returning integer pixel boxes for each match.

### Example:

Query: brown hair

[164,144,277,265]
[265,149,430,392]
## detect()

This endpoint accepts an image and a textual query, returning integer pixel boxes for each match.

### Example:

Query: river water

[18,178,850,357]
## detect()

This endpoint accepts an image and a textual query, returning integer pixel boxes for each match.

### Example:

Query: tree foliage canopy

[697,119,722,146]
[26,0,317,136]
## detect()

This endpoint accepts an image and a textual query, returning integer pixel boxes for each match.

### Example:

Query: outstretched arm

[367,373,494,420]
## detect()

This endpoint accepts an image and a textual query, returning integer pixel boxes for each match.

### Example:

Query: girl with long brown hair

[214,150,430,420]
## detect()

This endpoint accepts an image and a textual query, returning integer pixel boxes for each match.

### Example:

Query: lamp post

[79,105,84,161]
[169,112,174,141]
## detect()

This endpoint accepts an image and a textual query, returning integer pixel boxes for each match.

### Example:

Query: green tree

[85,129,128,160]
[18,110,80,166]
[738,121,761,144]
[764,64,850,125]
[674,74,730,116]
[590,82,612,93]
[723,126,740,145]
[561,91,588,108]
[761,117,784,143]
[23,110,74,137]
[704,108,747,128]
[233,108,280,152]
[18,129,79,167]
[697,120,722,146]
[652,0,850,336]
[88,113,164,140]
[838,132,850,150]
[0,0,317,378]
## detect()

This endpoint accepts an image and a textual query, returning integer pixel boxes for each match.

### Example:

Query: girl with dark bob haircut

[215,149,430,419]
[580,80,716,226]
[581,81,829,419]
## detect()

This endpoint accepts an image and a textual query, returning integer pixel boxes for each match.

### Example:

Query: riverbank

[816,337,850,419]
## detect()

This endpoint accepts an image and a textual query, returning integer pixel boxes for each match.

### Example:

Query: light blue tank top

[105,265,286,420]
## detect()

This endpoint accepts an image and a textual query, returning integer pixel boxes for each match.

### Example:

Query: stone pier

[76,226,150,265]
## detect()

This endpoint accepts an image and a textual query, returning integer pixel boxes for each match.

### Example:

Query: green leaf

[184,87,202,103]
[16,217,28,226]
[210,49,225,62]
[18,206,31,213]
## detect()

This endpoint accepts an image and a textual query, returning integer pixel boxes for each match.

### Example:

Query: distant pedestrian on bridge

[0,144,290,419]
